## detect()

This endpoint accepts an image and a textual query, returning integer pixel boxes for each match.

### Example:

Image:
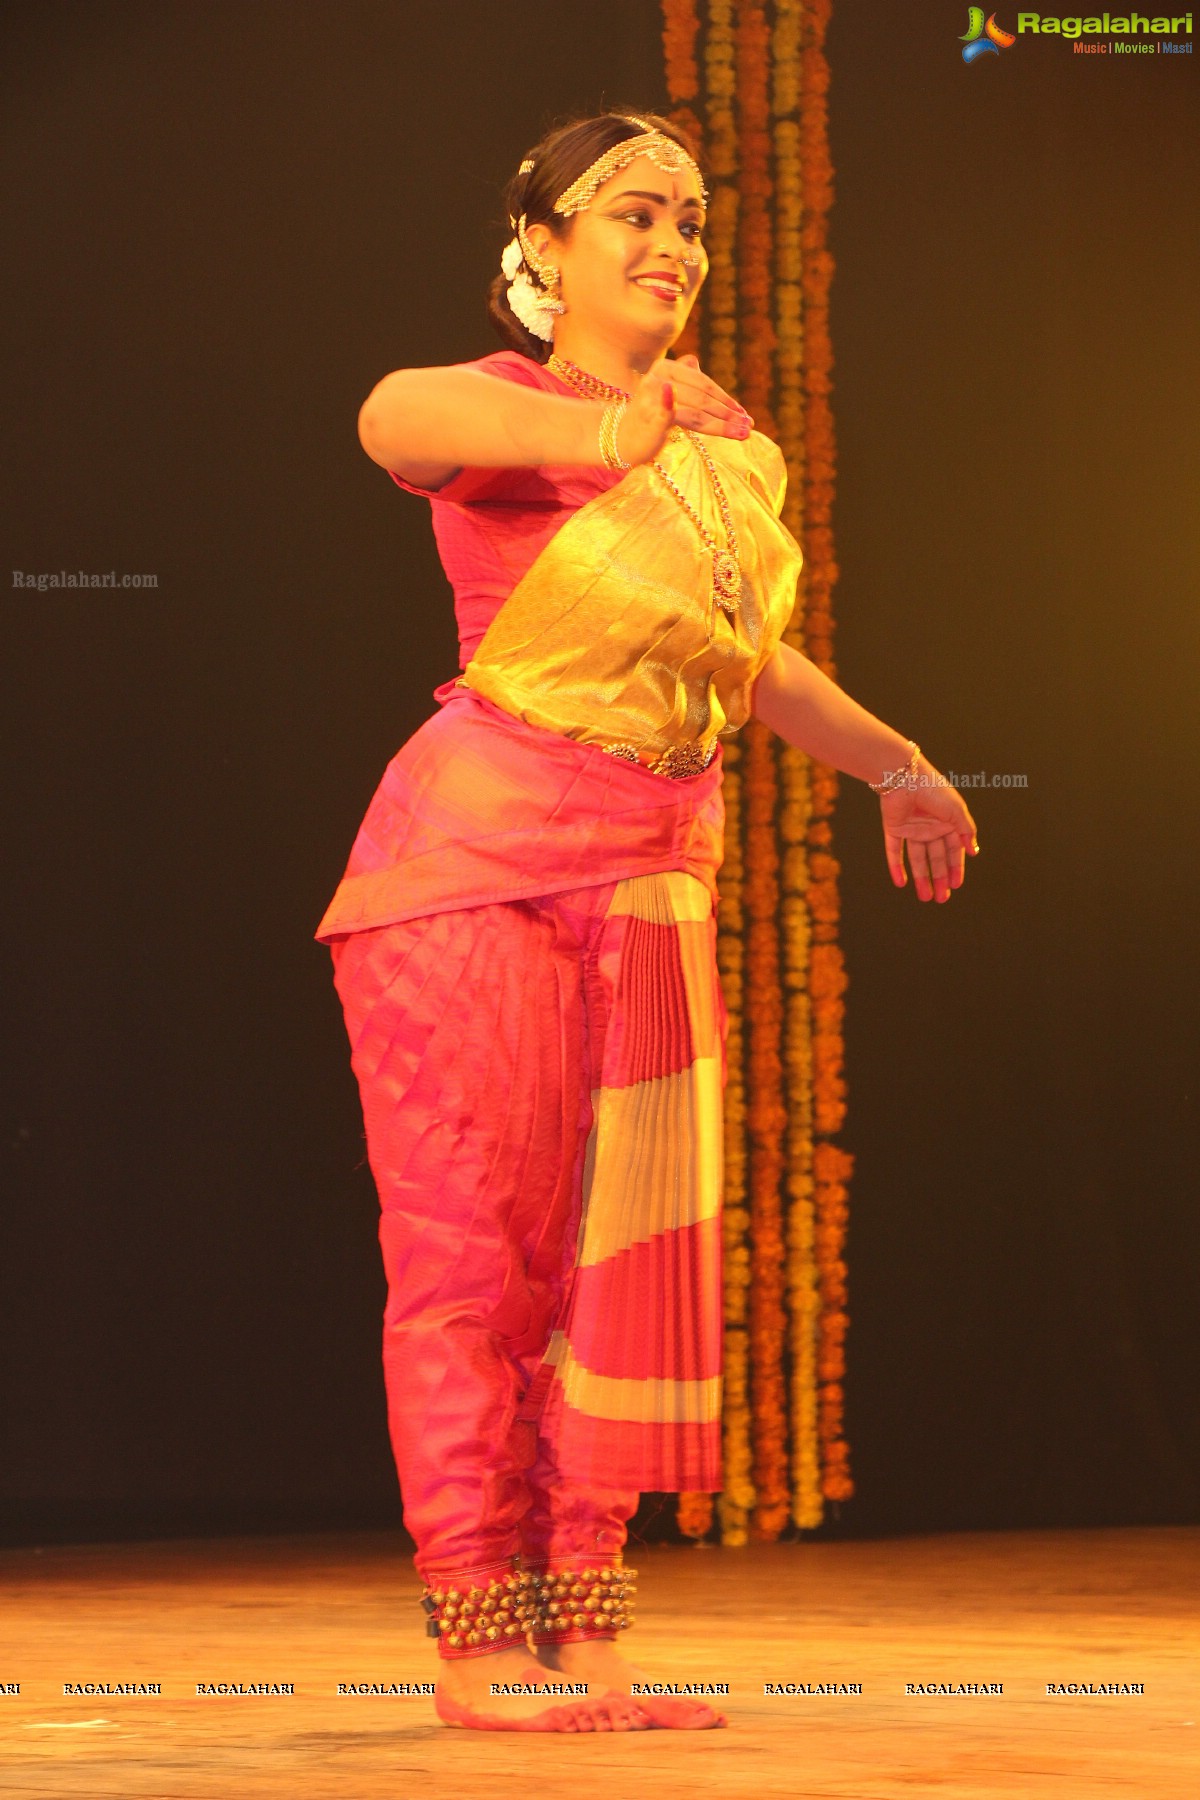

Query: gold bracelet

[598,397,631,471]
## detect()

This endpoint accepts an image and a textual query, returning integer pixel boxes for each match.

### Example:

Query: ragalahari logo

[960,7,1017,60]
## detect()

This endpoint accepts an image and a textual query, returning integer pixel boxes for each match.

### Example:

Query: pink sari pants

[328,880,639,1590]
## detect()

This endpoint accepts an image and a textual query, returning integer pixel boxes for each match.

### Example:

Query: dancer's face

[526,154,708,356]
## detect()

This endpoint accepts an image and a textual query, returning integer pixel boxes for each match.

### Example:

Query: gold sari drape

[456,428,803,770]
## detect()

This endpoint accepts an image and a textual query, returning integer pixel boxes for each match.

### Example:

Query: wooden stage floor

[1,1526,1195,1798]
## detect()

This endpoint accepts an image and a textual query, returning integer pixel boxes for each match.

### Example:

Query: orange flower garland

[734,0,790,1547]
[666,0,737,1544]
[717,760,756,1547]
[703,0,739,395]
[660,0,854,1542]
[771,0,822,1529]
[661,0,701,107]
[664,0,708,1540]
[661,0,704,362]
[795,1,853,1501]
[702,0,759,1552]
[814,1141,853,1500]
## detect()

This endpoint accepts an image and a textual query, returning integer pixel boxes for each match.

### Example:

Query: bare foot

[437,1643,647,1730]
[535,1637,726,1728]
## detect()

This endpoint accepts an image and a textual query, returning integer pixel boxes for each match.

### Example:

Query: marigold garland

[663,0,853,1545]
[693,0,758,1550]
[662,0,704,360]
[733,0,791,1547]
[703,0,739,396]
[664,0,708,1546]
[772,0,822,1529]
[793,3,853,1503]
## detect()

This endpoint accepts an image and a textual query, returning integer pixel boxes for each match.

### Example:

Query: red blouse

[387,350,623,669]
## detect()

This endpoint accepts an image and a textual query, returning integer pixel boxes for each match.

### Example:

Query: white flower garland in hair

[500,219,562,343]
[506,262,555,341]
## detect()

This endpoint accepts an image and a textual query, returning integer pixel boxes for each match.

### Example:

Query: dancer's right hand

[615,355,753,467]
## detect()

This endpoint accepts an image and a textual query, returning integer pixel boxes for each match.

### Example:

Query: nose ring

[658,243,701,268]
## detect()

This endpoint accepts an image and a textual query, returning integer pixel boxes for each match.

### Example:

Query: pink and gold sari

[317,426,802,1501]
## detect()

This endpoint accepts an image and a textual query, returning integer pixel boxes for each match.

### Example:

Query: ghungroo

[524,1561,637,1645]
[419,1565,538,1659]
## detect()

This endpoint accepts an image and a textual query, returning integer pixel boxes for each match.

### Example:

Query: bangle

[868,740,921,793]
[598,397,631,471]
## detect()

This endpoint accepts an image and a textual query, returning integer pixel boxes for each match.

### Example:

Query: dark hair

[486,109,706,364]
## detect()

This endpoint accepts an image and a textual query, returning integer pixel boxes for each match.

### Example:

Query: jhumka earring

[500,212,566,342]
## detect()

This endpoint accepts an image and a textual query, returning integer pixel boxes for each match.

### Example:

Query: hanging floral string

[795,0,853,1503]
[662,0,853,1542]
[662,0,705,363]
[770,0,821,1529]
[664,2,710,1547]
[666,0,743,1546]
[732,0,791,1547]
[709,0,761,1550]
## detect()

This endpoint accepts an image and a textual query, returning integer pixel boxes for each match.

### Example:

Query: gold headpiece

[552,118,707,216]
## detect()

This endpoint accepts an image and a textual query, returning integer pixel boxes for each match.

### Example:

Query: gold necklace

[546,353,743,614]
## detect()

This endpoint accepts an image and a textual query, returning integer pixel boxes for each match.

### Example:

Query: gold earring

[515,214,565,315]
[535,262,565,322]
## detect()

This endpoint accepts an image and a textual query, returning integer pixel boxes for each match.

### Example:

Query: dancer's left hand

[657,351,753,438]
[882,758,980,902]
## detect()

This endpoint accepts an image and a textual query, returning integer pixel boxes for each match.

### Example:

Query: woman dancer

[316,110,979,1734]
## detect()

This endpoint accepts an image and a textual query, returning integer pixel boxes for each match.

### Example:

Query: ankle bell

[525,1561,638,1643]
[418,1564,538,1659]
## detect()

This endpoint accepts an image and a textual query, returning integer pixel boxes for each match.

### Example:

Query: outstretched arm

[358,366,610,491]
[357,356,752,493]
[750,642,980,903]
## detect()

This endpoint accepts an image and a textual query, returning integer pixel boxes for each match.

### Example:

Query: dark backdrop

[3,1,1197,1548]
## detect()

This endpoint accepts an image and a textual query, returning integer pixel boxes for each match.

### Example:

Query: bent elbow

[356,370,409,466]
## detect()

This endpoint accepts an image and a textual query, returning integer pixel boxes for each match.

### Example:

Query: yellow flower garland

[771,0,821,1530]
[733,0,792,1547]
[794,2,854,1503]
[663,0,853,1544]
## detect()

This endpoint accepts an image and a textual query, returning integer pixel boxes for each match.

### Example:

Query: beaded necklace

[546,353,744,615]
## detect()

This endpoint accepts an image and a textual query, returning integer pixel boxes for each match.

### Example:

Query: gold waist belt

[453,676,718,781]
[599,737,719,780]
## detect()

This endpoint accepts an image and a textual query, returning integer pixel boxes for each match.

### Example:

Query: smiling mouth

[633,275,685,299]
